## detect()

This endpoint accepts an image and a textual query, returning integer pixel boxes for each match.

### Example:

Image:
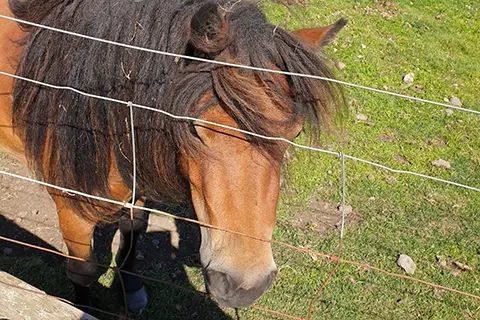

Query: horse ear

[189,3,229,54]
[291,18,347,50]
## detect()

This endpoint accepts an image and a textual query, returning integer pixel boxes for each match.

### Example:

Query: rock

[452,261,473,271]
[449,96,463,107]
[151,239,160,247]
[445,109,454,116]
[385,176,397,184]
[367,174,375,180]
[368,197,376,201]
[361,43,367,49]
[403,72,414,85]
[436,255,447,267]
[356,114,368,121]
[431,159,451,169]
[443,98,450,103]
[337,204,353,216]
[335,61,346,70]
[135,251,145,261]
[451,269,461,277]
[397,254,416,275]
[3,248,12,256]
[394,154,411,164]
[346,276,356,284]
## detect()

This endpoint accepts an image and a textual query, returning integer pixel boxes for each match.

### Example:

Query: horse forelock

[10,0,343,222]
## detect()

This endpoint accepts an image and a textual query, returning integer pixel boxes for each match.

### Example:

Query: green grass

[249,0,480,319]
[1,1,479,319]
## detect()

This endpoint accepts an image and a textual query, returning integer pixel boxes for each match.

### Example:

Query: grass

[249,0,480,319]
[1,0,479,319]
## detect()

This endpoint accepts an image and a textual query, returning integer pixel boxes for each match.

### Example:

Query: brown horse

[0,0,346,312]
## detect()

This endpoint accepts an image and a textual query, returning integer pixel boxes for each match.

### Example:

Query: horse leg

[115,198,149,313]
[55,200,98,306]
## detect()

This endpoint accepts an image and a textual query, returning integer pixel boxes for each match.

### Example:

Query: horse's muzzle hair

[206,268,278,308]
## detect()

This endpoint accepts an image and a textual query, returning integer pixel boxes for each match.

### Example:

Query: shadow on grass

[0,202,233,320]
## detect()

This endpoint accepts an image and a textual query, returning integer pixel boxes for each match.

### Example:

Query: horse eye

[189,123,202,141]
[295,130,302,138]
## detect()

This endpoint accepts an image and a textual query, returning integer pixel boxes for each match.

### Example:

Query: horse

[0,0,346,313]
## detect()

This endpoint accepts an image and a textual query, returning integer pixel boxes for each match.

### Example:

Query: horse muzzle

[205,267,278,308]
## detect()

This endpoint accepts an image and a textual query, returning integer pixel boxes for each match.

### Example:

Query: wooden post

[0,271,98,320]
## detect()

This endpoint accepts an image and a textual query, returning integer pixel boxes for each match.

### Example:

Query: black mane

[10,0,342,221]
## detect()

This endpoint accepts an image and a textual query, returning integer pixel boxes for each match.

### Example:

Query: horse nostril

[266,270,277,289]
[206,270,234,297]
[206,269,278,308]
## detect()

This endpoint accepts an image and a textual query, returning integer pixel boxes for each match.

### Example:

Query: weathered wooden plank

[0,271,98,320]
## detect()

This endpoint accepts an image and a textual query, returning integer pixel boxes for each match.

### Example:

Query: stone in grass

[431,159,451,169]
[445,109,454,116]
[397,254,416,275]
[449,96,463,107]
[335,61,346,70]
[452,261,473,272]
[135,251,145,261]
[403,72,414,85]
[385,176,397,185]
[336,204,353,216]
[3,247,13,256]
[356,114,368,121]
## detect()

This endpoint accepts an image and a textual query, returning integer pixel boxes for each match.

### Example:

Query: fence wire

[0,14,479,116]
[0,11,479,320]
[1,71,479,195]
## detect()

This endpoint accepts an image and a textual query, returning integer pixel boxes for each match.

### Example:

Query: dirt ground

[0,157,66,254]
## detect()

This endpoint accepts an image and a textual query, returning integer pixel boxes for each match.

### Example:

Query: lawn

[249,0,480,319]
[1,0,479,319]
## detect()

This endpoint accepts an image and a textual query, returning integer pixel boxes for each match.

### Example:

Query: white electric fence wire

[128,101,137,207]
[339,153,346,238]
[1,70,479,194]
[0,14,479,116]
[0,169,180,223]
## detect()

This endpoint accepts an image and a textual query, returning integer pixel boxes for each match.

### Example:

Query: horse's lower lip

[210,293,256,309]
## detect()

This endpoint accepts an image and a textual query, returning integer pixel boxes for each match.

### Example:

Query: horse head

[179,3,347,308]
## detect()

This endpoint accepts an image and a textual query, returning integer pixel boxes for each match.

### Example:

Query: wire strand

[1,70,478,194]
[0,14,478,115]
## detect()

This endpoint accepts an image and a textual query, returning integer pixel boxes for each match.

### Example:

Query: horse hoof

[126,286,148,314]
